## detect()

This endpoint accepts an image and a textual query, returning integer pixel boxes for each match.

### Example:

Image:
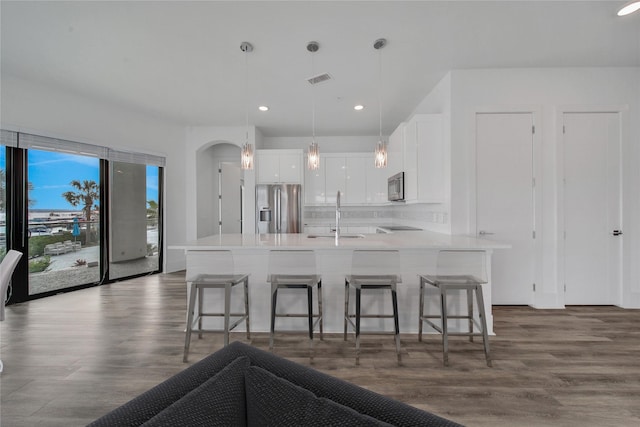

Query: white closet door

[563,112,622,305]
[476,112,535,305]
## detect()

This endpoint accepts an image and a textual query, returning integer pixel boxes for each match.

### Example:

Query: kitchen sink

[307,234,365,239]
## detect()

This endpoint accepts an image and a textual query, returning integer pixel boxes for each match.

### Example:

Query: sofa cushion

[245,365,393,427]
[142,356,250,427]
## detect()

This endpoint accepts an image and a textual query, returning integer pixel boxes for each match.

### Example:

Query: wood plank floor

[1,272,639,426]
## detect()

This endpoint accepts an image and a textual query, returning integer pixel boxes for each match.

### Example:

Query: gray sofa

[88,341,461,426]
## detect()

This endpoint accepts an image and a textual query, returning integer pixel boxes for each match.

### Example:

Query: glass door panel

[0,146,6,261]
[27,149,101,295]
[108,162,160,280]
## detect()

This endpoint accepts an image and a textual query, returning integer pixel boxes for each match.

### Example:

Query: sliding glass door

[27,149,102,295]
[108,162,161,280]
[1,130,164,304]
[1,145,7,261]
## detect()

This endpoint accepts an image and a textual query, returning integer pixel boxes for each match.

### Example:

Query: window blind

[108,149,166,167]
[0,130,18,148]
[14,132,166,167]
[18,133,109,158]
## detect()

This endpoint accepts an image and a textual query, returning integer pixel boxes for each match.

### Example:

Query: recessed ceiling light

[618,0,640,16]
[354,105,365,111]
[258,105,269,112]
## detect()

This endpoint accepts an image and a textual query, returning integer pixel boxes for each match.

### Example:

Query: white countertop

[170,231,510,251]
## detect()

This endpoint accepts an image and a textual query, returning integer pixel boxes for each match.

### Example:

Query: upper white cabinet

[303,153,386,206]
[365,159,387,204]
[256,149,303,183]
[403,120,419,201]
[324,156,346,205]
[345,156,367,204]
[388,114,445,203]
[304,160,325,205]
[415,115,445,203]
[387,123,405,176]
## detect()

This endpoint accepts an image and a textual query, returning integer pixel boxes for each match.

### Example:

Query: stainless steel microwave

[388,172,405,201]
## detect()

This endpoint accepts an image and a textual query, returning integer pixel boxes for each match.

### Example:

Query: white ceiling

[1,1,638,137]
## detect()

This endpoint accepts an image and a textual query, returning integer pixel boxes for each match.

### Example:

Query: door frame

[557,106,627,307]
[472,106,542,307]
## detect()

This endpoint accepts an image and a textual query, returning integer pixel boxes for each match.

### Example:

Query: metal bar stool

[183,250,250,362]
[268,250,323,352]
[344,250,402,365]
[418,250,491,367]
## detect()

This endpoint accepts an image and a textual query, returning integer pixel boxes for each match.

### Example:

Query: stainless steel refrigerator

[256,184,302,234]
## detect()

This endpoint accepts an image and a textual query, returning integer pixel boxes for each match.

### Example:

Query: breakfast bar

[171,231,509,335]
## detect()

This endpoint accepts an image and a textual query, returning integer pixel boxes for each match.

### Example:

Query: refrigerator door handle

[275,187,281,233]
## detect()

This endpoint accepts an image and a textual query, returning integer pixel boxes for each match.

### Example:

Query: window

[1,130,164,302]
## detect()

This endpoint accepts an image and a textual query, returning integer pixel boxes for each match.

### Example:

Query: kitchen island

[171,231,509,335]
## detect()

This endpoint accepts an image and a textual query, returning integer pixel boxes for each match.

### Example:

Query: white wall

[0,73,187,273]
[447,67,640,308]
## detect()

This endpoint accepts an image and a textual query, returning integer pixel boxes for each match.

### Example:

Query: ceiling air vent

[307,73,332,85]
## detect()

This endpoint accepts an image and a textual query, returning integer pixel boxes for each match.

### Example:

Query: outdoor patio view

[25,150,160,295]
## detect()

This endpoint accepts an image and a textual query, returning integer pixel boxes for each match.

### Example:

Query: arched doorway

[196,142,242,238]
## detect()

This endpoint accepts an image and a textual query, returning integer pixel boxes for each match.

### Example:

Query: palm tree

[147,200,158,227]
[62,180,99,242]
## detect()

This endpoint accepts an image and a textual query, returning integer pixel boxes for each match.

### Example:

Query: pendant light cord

[378,46,382,140]
[312,51,316,141]
[245,49,249,144]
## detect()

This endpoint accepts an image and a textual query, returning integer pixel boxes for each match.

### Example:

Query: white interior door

[563,112,621,305]
[220,162,242,234]
[476,113,535,305]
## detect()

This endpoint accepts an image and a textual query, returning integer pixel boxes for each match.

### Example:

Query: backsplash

[304,203,449,232]
[392,203,448,224]
[304,205,393,221]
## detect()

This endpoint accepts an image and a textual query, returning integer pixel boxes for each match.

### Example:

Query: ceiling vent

[307,73,332,85]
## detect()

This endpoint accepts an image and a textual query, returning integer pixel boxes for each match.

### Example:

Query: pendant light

[618,1,640,16]
[307,41,320,170]
[374,38,387,168]
[240,41,254,170]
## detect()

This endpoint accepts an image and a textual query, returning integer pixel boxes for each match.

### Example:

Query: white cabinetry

[303,153,385,206]
[345,156,367,204]
[388,114,445,203]
[403,120,418,201]
[415,115,445,203]
[256,149,302,184]
[304,161,325,205]
[365,159,387,204]
[387,123,405,176]
[324,156,346,205]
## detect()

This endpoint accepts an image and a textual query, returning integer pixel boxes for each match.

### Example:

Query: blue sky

[27,151,159,210]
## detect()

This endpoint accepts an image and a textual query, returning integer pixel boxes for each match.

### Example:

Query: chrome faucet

[335,191,341,244]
